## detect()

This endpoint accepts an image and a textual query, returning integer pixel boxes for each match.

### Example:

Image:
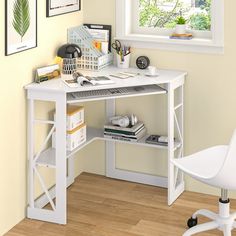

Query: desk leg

[168,84,175,205]
[27,93,67,224]
[28,99,35,209]
[168,84,185,205]
[55,94,67,224]
[105,99,116,177]
[67,155,75,186]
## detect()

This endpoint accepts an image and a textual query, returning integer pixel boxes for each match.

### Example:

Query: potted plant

[175,16,187,34]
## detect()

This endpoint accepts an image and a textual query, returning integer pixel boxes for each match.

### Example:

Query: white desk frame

[25,66,186,224]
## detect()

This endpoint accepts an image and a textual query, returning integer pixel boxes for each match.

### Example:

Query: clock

[136,56,150,70]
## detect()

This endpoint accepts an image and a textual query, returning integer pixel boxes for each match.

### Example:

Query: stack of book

[104,122,147,142]
[169,33,193,40]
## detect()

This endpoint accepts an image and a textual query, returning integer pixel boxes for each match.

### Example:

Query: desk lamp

[57,44,82,75]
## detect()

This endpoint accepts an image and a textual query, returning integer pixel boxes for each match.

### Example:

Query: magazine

[77,76,114,86]
[62,72,114,88]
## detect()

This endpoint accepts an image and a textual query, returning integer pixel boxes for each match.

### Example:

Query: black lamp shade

[57,44,82,59]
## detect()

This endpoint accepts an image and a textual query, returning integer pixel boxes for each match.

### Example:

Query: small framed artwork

[35,64,61,83]
[5,0,37,56]
[47,0,81,17]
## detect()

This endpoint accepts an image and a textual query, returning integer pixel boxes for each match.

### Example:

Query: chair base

[183,201,236,236]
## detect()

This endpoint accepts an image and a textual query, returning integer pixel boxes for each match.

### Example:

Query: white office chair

[172,129,236,236]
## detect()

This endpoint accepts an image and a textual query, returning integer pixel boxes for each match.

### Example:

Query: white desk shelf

[36,127,181,169]
[25,66,186,224]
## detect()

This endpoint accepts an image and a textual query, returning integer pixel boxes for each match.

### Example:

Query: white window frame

[116,0,224,54]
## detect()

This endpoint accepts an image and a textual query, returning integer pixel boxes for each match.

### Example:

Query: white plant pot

[175,24,186,34]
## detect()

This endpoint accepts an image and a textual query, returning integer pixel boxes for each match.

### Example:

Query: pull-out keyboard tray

[67,84,166,103]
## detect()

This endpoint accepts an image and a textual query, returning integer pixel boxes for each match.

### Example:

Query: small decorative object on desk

[145,66,159,77]
[112,40,131,69]
[175,16,187,34]
[68,26,113,71]
[35,64,61,83]
[136,56,150,70]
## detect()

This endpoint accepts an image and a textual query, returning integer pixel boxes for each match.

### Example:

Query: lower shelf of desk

[36,127,181,168]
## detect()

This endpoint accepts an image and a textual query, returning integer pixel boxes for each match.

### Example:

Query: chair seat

[172,145,228,180]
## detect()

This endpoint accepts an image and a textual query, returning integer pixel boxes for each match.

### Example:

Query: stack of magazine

[104,122,147,142]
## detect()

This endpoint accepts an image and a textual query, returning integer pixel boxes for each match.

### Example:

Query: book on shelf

[104,127,147,140]
[104,122,144,133]
[104,124,145,136]
[169,33,193,40]
[104,128,147,142]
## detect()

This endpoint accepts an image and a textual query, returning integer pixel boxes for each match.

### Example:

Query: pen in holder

[116,53,131,69]
[112,40,131,69]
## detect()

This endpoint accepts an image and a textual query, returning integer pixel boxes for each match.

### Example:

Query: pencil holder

[116,53,130,69]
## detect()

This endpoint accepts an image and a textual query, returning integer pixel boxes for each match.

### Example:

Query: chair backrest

[212,129,236,190]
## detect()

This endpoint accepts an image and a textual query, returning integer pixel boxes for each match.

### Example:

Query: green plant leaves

[12,0,30,42]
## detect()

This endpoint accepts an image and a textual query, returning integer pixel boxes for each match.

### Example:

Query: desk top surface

[25,66,187,93]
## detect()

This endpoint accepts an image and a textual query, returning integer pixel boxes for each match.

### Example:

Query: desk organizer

[68,26,113,71]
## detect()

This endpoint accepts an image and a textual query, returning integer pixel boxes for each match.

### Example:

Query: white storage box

[52,123,87,151]
[55,105,84,131]
[67,105,84,131]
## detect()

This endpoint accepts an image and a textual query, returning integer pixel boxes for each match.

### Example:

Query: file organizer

[68,26,113,71]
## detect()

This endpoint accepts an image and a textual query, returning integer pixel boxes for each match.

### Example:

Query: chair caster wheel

[187,217,198,228]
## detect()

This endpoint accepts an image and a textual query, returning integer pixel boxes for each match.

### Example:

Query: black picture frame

[83,24,112,52]
[47,0,81,17]
[5,0,37,56]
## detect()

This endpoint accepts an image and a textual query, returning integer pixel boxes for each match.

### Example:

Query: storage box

[54,105,84,131]
[67,105,84,131]
[52,123,87,151]
[68,26,113,71]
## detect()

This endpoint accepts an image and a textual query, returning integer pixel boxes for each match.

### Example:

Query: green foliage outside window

[189,13,210,30]
[139,0,211,31]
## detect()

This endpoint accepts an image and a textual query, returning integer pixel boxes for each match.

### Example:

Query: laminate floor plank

[4,173,236,236]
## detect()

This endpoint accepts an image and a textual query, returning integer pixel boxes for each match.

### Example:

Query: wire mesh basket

[68,26,113,71]
[62,58,77,75]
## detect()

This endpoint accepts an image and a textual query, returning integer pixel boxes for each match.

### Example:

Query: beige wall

[0,1,83,235]
[81,0,236,197]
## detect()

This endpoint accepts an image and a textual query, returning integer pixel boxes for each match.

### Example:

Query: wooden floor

[5,173,236,236]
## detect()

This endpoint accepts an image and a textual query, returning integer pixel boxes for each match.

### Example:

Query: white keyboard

[68,85,166,101]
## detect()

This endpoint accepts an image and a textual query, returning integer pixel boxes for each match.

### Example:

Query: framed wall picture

[5,0,37,56]
[47,0,81,17]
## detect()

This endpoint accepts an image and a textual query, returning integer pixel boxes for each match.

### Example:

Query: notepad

[110,72,140,79]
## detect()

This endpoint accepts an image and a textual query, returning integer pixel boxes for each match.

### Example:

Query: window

[116,0,224,53]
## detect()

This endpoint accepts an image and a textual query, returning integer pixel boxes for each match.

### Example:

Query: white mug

[148,66,157,75]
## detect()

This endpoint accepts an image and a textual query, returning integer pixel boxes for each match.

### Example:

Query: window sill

[116,34,224,54]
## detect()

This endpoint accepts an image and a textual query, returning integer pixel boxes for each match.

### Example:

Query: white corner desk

[25,66,187,224]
